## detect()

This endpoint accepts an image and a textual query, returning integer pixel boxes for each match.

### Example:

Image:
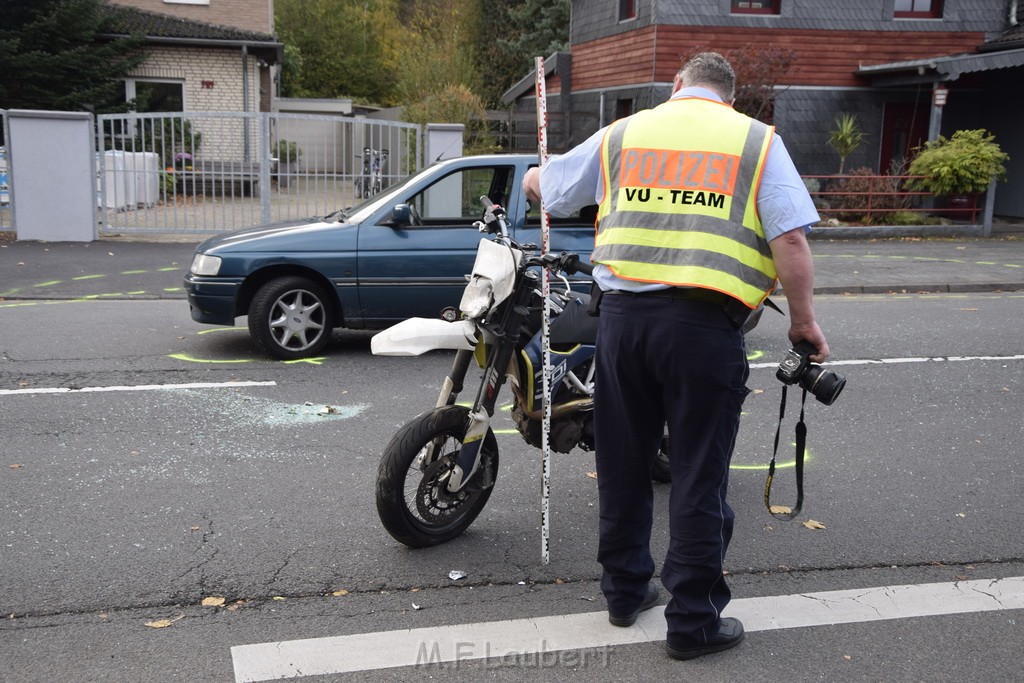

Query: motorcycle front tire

[376,405,499,548]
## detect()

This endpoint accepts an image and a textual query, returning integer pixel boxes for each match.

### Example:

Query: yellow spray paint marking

[158,267,180,272]
[168,353,252,364]
[283,357,326,365]
[746,350,765,361]
[35,280,62,287]
[72,274,105,281]
[164,287,182,293]
[197,327,245,335]
[121,269,148,275]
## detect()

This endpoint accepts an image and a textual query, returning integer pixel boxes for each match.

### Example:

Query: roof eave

[99,32,283,63]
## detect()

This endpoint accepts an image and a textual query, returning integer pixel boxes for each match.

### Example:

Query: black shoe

[608,582,660,627]
[666,617,745,660]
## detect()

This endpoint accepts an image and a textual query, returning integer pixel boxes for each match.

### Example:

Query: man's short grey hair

[678,52,736,102]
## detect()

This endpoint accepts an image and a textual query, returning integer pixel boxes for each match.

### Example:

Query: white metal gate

[95,112,421,236]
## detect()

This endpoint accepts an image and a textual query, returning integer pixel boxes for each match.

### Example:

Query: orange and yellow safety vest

[594,97,776,309]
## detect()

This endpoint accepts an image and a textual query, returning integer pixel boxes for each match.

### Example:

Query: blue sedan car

[184,154,596,359]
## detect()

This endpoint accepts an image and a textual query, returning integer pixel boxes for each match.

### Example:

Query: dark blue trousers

[594,291,750,648]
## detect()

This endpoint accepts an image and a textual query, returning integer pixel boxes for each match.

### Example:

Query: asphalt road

[1,277,1023,681]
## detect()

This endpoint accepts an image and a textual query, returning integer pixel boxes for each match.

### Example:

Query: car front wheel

[248,276,334,359]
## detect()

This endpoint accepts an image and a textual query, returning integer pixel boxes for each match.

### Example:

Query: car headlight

[190,253,222,276]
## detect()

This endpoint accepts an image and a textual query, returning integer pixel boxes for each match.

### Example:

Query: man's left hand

[524,167,542,203]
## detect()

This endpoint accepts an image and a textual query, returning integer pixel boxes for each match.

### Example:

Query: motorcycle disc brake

[415,456,469,522]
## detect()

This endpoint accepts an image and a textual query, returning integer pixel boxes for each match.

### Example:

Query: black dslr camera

[776,341,846,405]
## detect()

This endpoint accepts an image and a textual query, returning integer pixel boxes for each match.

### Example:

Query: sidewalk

[1,230,1023,301]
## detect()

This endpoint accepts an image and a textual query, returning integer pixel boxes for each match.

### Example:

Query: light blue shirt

[538,87,820,292]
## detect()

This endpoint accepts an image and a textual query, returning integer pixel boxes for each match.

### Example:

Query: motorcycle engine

[511,401,593,454]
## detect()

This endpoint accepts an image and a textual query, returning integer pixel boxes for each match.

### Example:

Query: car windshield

[328,172,418,223]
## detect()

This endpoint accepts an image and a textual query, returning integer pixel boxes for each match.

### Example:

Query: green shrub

[905,129,1008,195]
[275,139,301,164]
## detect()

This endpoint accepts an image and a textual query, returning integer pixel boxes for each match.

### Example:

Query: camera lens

[800,365,846,405]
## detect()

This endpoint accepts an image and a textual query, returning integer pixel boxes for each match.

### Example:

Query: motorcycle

[370,198,675,548]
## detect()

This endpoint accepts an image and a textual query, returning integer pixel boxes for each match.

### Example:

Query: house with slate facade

[99,0,282,114]
[505,0,1024,218]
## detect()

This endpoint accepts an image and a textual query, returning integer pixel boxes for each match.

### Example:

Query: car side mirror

[389,204,412,226]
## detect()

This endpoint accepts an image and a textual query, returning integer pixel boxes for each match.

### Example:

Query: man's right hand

[788,321,829,363]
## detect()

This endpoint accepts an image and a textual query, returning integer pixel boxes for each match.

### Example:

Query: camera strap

[763,385,808,521]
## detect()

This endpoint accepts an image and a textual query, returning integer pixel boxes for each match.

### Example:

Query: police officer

[524,52,829,660]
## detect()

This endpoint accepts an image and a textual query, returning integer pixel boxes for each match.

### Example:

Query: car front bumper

[183,274,241,325]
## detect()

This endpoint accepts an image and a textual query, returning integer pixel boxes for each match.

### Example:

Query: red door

[879,102,929,173]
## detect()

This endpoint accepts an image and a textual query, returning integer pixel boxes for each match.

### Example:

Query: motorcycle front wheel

[376,406,499,548]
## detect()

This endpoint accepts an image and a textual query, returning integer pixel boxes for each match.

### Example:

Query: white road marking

[231,576,1024,682]
[749,353,1024,370]
[0,380,276,396]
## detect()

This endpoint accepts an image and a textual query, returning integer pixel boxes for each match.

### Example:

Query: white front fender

[370,318,477,356]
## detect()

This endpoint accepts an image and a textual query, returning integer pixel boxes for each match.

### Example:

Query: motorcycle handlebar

[533,252,594,277]
[571,258,594,276]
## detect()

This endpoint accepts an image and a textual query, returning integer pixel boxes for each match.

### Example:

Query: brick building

[505,1,1024,218]
[100,0,282,114]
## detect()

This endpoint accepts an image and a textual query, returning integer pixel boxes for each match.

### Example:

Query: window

[894,0,942,17]
[731,0,780,14]
[619,0,637,21]
[125,79,185,112]
[410,167,514,223]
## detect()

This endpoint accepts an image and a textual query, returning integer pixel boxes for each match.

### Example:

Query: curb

[813,283,1024,295]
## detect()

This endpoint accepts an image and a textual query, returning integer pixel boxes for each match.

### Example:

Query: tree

[480,0,569,106]
[395,0,496,151]
[827,114,865,174]
[676,45,796,123]
[275,0,403,105]
[0,0,145,112]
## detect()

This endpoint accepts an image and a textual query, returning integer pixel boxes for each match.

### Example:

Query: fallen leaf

[843,655,852,661]
[410,587,421,593]
[585,471,598,480]
[752,388,764,395]
[201,596,226,607]
[448,570,467,581]
[272,596,286,601]
[769,505,792,515]
[802,520,826,530]
[331,589,349,596]
[554,578,565,584]
[956,512,966,518]
[144,615,184,628]
[226,601,245,612]
[190,526,201,532]
[8,464,23,469]
[18,380,30,387]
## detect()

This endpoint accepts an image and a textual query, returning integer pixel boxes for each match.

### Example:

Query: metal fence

[95,112,421,236]
[803,173,986,225]
[1,109,11,230]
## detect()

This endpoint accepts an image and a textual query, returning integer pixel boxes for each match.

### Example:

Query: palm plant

[827,114,865,175]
